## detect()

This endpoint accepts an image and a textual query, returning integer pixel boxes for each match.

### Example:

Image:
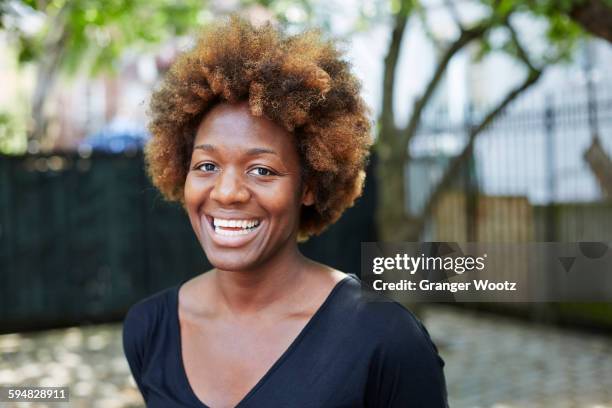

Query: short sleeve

[122,302,150,401]
[365,304,448,407]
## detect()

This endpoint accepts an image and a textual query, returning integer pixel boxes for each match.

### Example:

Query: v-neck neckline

[172,274,353,408]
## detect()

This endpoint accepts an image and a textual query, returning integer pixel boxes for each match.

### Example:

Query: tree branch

[415,68,544,234]
[505,18,537,73]
[399,20,491,152]
[380,2,410,138]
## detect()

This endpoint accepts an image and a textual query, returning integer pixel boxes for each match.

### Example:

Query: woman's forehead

[194,101,297,153]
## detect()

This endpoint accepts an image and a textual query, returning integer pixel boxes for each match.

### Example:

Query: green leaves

[545,12,582,61]
[0,111,27,154]
[5,0,205,76]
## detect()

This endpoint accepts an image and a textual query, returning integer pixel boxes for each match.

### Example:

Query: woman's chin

[207,255,257,272]
[199,233,262,272]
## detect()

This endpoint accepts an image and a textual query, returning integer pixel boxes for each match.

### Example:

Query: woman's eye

[198,163,217,172]
[249,167,275,176]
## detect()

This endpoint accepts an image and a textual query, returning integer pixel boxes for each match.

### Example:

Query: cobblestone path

[424,306,612,408]
[1,306,611,407]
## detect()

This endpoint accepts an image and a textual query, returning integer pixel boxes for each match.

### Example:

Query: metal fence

[0,152,377,333]
[408,83,612,243]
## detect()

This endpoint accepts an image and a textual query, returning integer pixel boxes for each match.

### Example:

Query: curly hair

[146,15,372,239]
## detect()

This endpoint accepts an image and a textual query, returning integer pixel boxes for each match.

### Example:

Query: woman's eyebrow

[193,143,215,152]
[245,147,278,156]
[192,144,278,156]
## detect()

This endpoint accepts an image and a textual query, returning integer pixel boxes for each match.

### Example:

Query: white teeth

[212,217,261,232]
[214,227,252,236]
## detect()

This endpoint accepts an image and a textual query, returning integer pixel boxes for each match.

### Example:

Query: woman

[123,16,447,408]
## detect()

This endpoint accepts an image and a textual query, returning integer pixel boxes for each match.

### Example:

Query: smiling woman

[122,15,448,408]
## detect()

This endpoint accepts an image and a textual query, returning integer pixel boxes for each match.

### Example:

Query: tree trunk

[30,63,59,143]
[375,138,426,316]
[569,0,612,43]
[28,5,70,144]
[375,145,422,242]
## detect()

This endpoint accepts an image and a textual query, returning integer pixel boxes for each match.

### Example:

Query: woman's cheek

[183,176,209,235]
[259,182,299,213]
[184,175,207,205]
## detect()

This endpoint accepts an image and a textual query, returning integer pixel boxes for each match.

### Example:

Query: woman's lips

[202,215,263,248]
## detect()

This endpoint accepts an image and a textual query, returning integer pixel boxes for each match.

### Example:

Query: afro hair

[146,15,373,239]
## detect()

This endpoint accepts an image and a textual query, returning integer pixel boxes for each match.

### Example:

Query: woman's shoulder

[122,283,180,356]
[124,284,178,327]
[340,274,443,359]
[340,275,448,406]
[121,283,181,399]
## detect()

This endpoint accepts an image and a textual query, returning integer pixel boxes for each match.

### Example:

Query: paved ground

[423,306,612,408]
[0,324,142,408]
[1,306,611,408]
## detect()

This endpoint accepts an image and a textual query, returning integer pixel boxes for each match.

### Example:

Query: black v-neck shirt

[122,274,448,407]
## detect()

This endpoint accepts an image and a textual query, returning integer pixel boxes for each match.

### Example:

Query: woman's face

[184,102,313,271]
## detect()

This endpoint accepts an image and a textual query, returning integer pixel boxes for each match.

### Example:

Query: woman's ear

[301,184,315,206]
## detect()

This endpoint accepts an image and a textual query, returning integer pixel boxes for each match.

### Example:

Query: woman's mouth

[212,217,261,236]
[202,215,263,248]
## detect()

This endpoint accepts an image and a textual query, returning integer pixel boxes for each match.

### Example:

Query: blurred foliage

[0,0,357,75]
[0,111,26,154]
[0,0,607,92]
[2,0,208,76]
[0,0,330,147]
[1,0,217,146]
[464,0,586,66]
[0,0,608,150]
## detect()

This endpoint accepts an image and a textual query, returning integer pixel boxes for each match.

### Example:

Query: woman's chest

[180,315,313,407]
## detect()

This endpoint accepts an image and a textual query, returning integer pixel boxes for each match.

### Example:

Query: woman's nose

[209,168,250,204]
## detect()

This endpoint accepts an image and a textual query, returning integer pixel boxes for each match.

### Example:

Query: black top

[122,274,448,407]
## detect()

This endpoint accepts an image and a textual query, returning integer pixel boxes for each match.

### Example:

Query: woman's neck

[210,243,314,316]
